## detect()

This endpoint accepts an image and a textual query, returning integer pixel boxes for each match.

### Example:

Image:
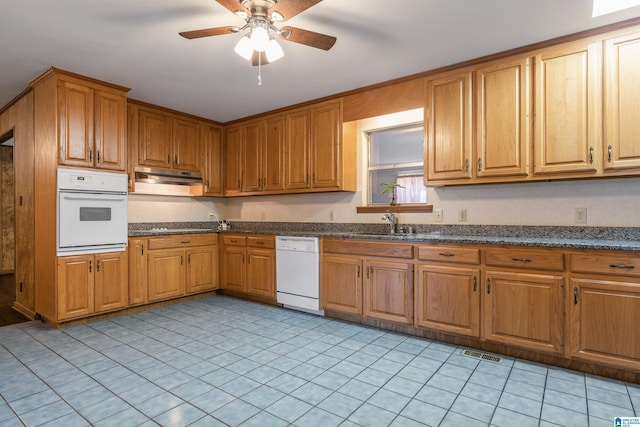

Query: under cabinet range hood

[134,166,203,186]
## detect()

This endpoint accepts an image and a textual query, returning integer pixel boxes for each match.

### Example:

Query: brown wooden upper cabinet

[202,123,224,196]
[603,29,640,171]
[58,76,128,171]
[225,99,351,197]
[134,103,201,172]
[533,39,602,176]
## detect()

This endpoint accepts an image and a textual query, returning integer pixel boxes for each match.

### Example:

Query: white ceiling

[2,1,640,123]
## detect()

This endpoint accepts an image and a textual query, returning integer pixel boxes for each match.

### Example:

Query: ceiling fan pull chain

[258,53,263,85]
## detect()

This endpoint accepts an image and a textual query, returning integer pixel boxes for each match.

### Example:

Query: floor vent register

[461,349,503,363]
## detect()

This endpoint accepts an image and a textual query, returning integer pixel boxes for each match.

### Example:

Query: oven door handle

[62,195,127,202]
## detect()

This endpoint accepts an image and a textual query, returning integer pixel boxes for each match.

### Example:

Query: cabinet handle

[473,276,477,292]
[357,265,360,278]
[230,239,238,243]
[89,150,93,163]
[175,155,178,164]
[608,145,612,163]
[89,260,92,273]
[96,260,100,272]
[438,252,455,257]
[312,173,315,183]
[477,157,482,172]
[188,254,191,264]
[609,264,635,270]
[465,158,469,173]
[248,254,251,264]
[97,150,101,163]
[589,146,594,164]
[242,254,245,264]
[511,257,532,263]
[367,266,371,279]
[181,240,191,244]
[574,286,578,305]
[141,244,144,256]
[237,179,241,189]
[305,174,309,184]
[256,241,264,245]
[486,278,491,294]
[168,154,171,164]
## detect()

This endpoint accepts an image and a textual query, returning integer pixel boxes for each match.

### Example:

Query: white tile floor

[0,295,637,426]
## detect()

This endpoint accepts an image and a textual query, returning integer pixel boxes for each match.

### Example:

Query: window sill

[356,204,433,214]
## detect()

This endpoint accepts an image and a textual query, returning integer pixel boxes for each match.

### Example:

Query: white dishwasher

[276,236,323,315]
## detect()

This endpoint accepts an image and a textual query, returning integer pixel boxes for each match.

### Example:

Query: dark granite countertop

[128,222,640,251]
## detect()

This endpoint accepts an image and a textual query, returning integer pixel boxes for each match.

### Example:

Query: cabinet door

[604,31,640,170]
[222,246,246,292]
[568,278,640,370]
[148,249,185,302]
[321,255,362,314]
[58,80,94,168]
[57,255,94,320]
[224,126,242,195]
[246,248,275,298]
[173,117,200,171]
[242,121,263,192]
[475,56,530,178]
[311,101,341,189]
[94,251,127,313]
[534,40,602,175]
[129,239,148,306]
[94,90,126,171]
[425,70,473,182]
[186,246,218,293]
[138,109,172,168]
[415,265,480,337]
[285,109,311,190]
[202,124,223,196]
[483,271,564,355]
[364,260,413,324]
[263,115,286,192]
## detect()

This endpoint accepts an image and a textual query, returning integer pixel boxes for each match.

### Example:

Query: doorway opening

[0,129,27,327]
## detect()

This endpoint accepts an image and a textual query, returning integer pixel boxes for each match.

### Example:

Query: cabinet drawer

[570,253,640,278]
[417,245,480,264]
[148,234,217,250]
[248,236,275,249]
[485,247,564,271]
[322,239,413,259]
[223,235,247,246]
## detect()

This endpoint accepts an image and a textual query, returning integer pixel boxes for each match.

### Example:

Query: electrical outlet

[574,207,587,224]
[434,208,443,222]
[458,209,467,222]
[208,212,214,221]
[329,211,335,221]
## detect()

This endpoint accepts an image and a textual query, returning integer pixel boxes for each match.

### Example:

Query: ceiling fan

[179,0,337,66]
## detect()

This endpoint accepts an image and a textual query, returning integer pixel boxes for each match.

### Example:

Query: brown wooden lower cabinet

[483,270,564,355]
[321,239,640,377]
[415,264,480,337]
[321,239,414,325]
[57,251,128,321]
[220,234,276,299]
[129,234,218,305]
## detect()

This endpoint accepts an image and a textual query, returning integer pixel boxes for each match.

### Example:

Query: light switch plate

[434,208,443,222]
[574,207,587,224]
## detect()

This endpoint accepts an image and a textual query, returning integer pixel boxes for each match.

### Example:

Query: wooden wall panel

[342,78,425,122]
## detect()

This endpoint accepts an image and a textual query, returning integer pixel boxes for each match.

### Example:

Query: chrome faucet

[382,211,397,234]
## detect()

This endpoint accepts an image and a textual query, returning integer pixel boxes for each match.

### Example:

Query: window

[367,124,426,205]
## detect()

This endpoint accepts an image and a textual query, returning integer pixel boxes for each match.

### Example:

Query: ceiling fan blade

[216,0,247,15]
[279,26,336,50]
[251,51,270,67]
[179,26,238,39]
[271,0,323,21]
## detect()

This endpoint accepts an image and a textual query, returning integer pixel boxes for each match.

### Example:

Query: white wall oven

[57,168,128,256]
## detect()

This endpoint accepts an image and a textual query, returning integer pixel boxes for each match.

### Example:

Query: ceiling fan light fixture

[265,38,284,62]
[250,24,269,52]
[234,36,253,60]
